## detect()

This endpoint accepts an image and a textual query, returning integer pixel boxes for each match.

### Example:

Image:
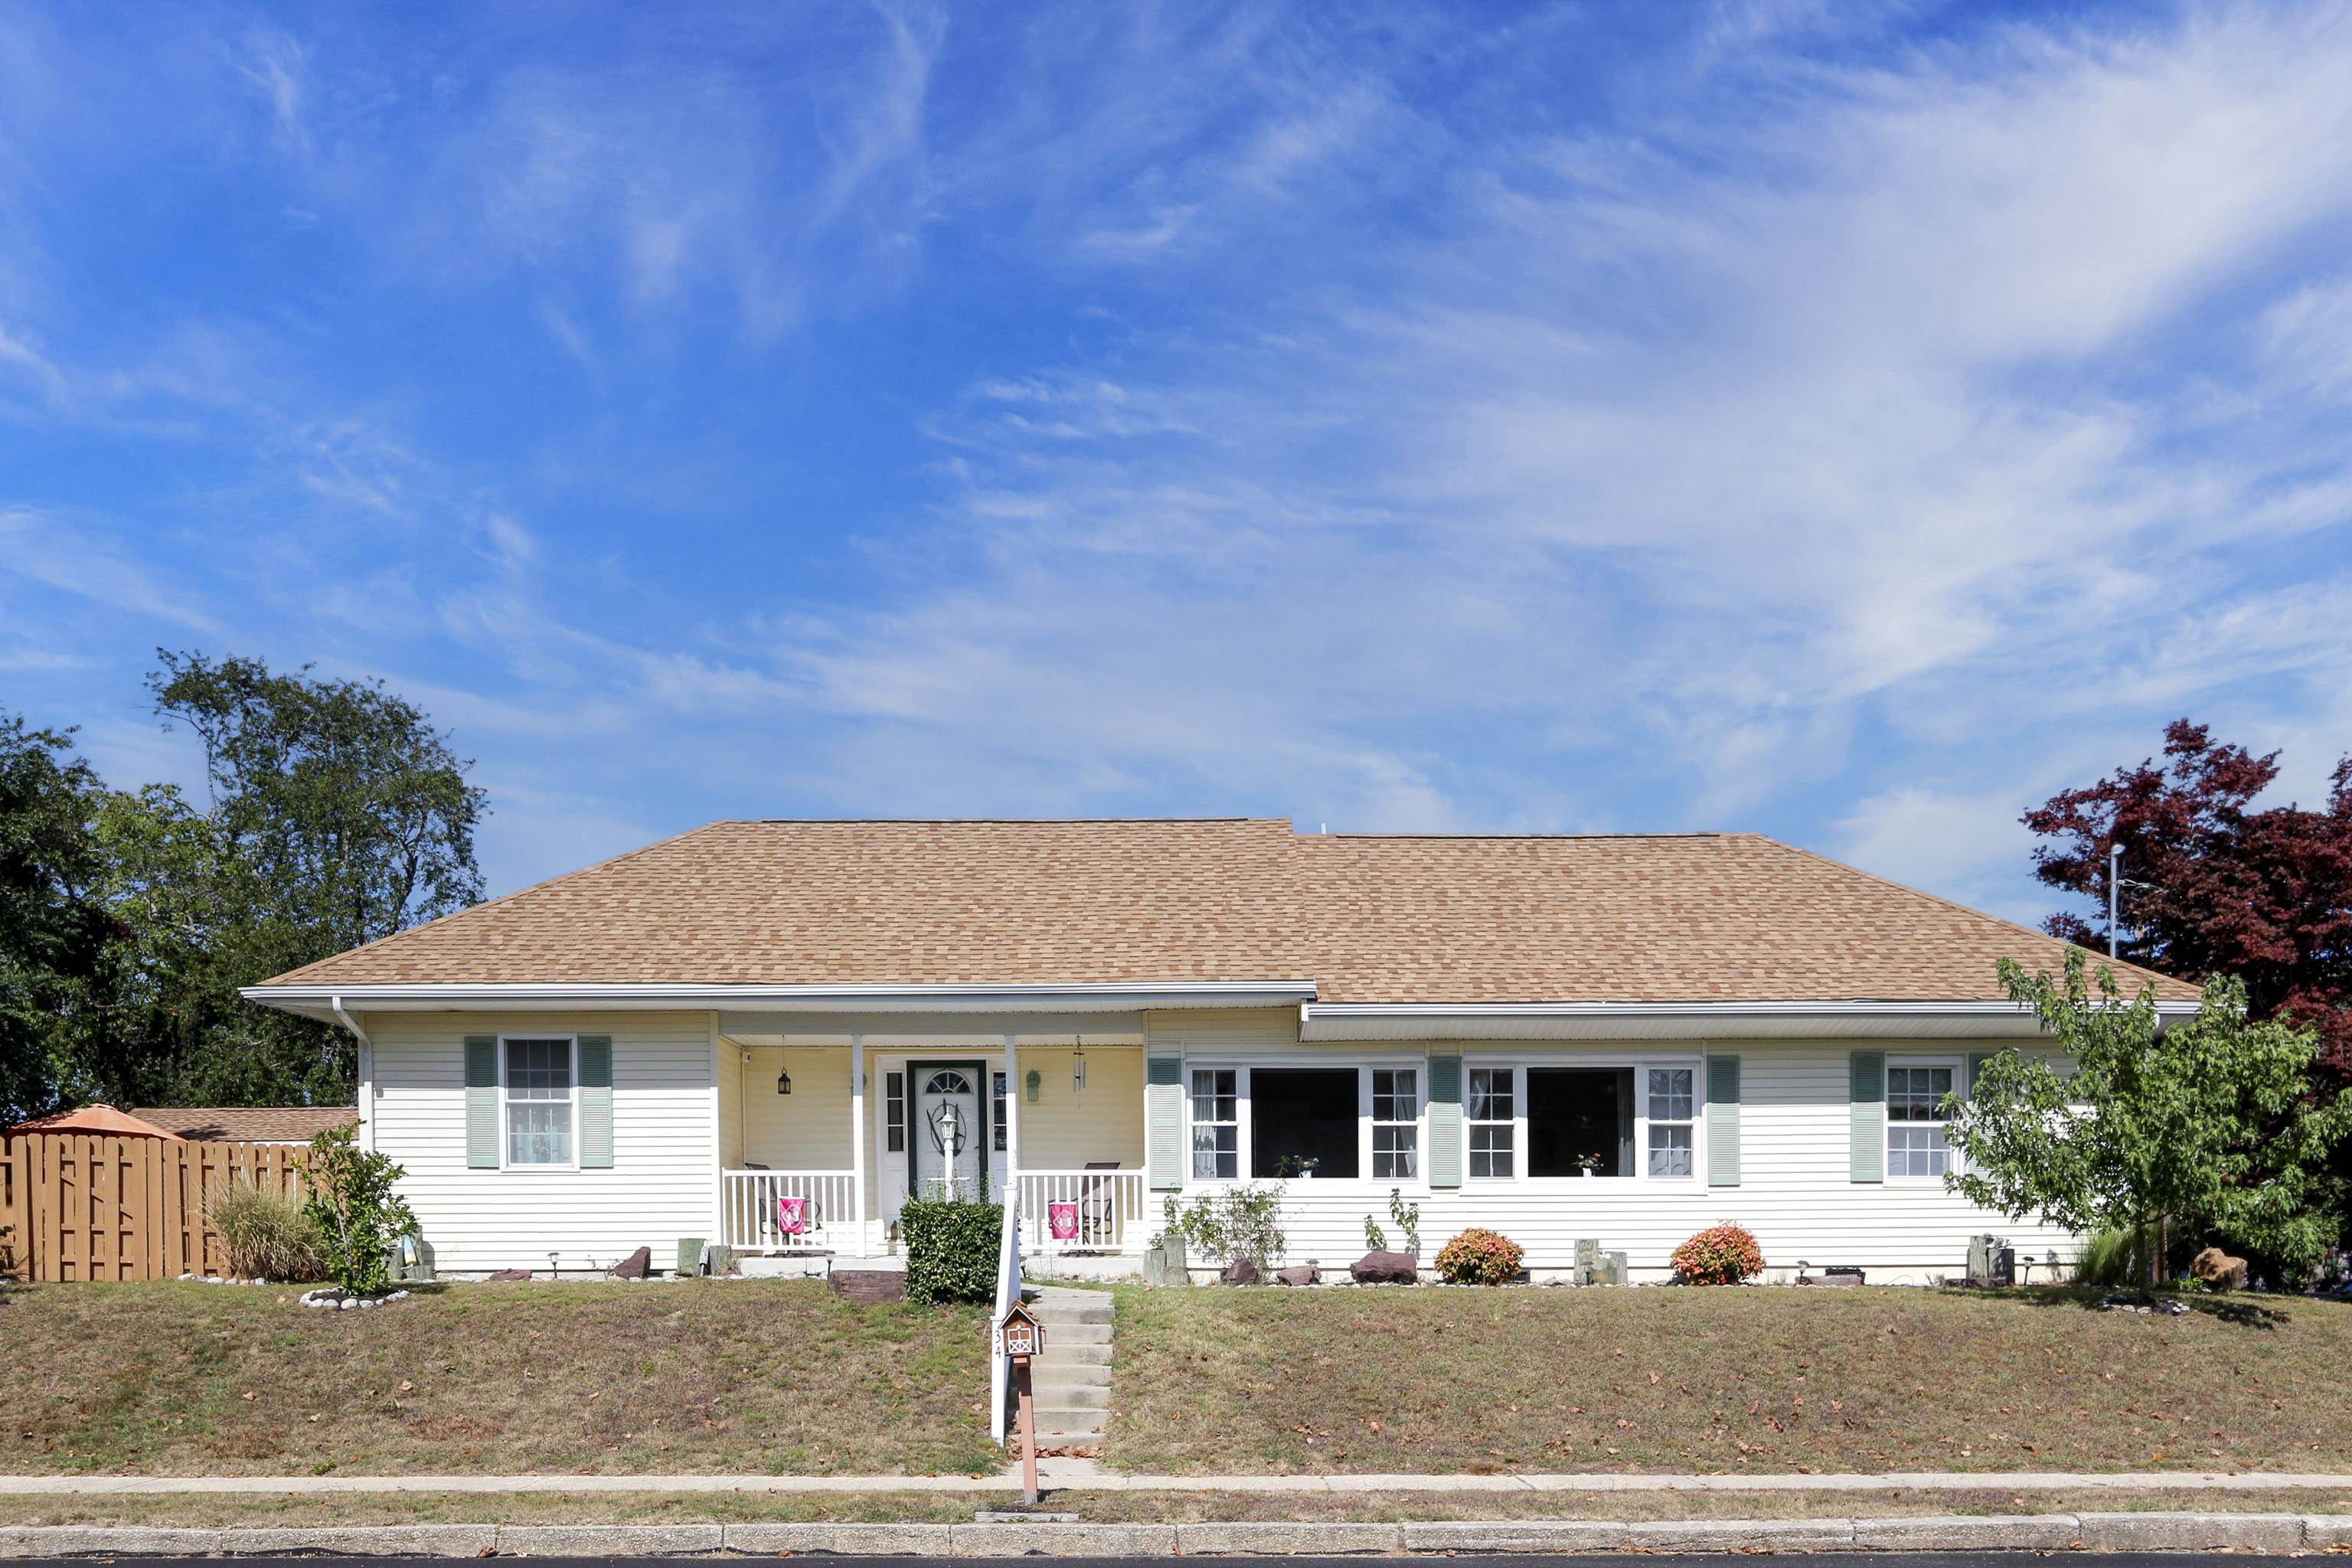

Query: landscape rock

[1220,1257,1261,1285]
[486,1268,531,1282]
[2192,1246,2249,1289]
[1351,1249,1418,1284]
[608,1245,652,1279]
[1276,1264,1319,1286]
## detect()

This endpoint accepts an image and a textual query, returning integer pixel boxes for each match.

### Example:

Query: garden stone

[1351,1249,1417,1283]
[609,1245,652,1279]
[2192,1246,2249,1289]
[1221,1257,1260,1285]
[1276,1263,1319,1286]
[487,1268,531,1282]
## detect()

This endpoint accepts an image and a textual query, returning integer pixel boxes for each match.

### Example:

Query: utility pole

[2107,843,2123,960]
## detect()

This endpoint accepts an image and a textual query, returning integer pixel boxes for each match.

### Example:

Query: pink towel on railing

[776,1195,807,1236]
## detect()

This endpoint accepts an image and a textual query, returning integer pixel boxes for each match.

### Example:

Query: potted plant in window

[1576,1152,1603,1178]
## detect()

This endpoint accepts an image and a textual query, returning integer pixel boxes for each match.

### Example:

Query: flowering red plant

[1670,1223,1765,1285]
[1434,1227,1524,1285]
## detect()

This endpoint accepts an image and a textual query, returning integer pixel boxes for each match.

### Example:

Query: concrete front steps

[1022,1285,1112,1448]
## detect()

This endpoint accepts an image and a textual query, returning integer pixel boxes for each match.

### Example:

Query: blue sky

[6,1,2352,930]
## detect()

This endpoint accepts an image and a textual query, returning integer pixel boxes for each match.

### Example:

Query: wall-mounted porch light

[1024,1069,1041,1103]
[776,1064,792,1095]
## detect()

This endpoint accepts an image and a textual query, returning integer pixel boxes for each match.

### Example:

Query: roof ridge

[1314,831,1728,841]
[743,816,1278,825]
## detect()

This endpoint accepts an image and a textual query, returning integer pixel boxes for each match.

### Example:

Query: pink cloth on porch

[1048,1201,1079,1240]
[776,1195,808,1236]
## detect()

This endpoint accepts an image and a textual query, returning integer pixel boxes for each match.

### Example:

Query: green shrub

[204,1178,325,1281]
[1670,1222,1765,1285]
[1434,1227,1523,1285]
[1156,1183,1287,1270]
[901,1197,1003,1304]
[2073,1224,2155,1287]
[301,1125,418,1296]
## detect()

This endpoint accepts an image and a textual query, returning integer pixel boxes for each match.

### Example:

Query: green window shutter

[1704,1054,1741,1187]
[1849,1050,1886,1184]
[1426,1054,1463,1190]
[1146,1055,1183,1191]
[578,1035,613,1169]
[464,1035,499,1169]
[1967,1051,1994,1096]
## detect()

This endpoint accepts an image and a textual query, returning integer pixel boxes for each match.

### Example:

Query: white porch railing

[1018,1168,1147,1253]
[989,1191,1020,1446]
[721,1170,858,1252]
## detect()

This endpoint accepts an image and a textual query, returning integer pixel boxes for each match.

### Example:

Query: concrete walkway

[3,1469,2349,1495]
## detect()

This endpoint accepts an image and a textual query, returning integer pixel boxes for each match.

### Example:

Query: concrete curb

[3,1511,2351,1555]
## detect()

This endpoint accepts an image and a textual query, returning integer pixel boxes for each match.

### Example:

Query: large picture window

[1250,1068,1358,1179]
[1527,1067,1632,1178]
[1190,1068,1238,1179]
[1887,1063,1955,1178]
[1467,1067,1514,1178]
[1371,1068,1418,1180]
[504,1037,575,1166]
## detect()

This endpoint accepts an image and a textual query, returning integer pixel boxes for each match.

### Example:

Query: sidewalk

[5,1468,2351,1494]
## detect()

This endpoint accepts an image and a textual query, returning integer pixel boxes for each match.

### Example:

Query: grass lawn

[1107,1283,2352,1475]
[0,1279,1000,1477]
[3,1487,2350,1529]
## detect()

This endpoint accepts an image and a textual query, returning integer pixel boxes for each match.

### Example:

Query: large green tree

[0,714,116,1122]
[2,654,486,1113]
[1948,951,2352,1282]
[102,652,489,1104]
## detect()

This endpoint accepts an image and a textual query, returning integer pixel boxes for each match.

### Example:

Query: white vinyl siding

[365,1011,719,1274]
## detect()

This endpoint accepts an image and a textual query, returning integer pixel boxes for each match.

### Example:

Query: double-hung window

[1371,1068,1419,1180]
[1887,1063,1955,1178]
[1645,1067,1695,1178]
[1467,1067,1514,1178]
[1190,1068,1238,1179]
[505,1037,575,1166]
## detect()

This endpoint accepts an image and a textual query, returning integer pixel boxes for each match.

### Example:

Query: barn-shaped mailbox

[998,1299,1046,1359]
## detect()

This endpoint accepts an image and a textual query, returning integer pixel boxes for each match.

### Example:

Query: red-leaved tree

[2025,720,2352,1076]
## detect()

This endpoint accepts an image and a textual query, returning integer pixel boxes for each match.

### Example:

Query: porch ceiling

[717,1012,1147,1047]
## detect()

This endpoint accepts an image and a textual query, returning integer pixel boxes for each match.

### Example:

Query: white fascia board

[1299,998,2203,1042]
[242,979,1318,1022]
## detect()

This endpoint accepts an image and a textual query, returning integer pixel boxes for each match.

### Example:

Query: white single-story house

[242,818,2196,1283]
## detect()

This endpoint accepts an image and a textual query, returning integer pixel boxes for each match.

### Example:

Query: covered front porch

[712,1017,1151,1262]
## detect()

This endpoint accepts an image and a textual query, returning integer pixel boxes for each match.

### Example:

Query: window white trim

[1886,1054,1963,1182]
[1460,1052,1705,1185]
[497,1031,580,1171]
[1370,1066,1421,1182]
[1177,1054,1429,1191]
[1644,1063,1697,1181]
[1465,1064,1517,1181]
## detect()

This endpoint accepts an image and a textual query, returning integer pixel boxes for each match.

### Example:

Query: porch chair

[1076,1161,1122,1249]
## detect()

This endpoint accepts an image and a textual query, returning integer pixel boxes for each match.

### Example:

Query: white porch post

[1002,1033,1021,1204]
[850,1032,867,1256]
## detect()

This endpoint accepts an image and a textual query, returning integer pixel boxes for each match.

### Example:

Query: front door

[909,1061,989,1203]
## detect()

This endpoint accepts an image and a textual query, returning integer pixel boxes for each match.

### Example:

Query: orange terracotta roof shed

[8,1104,184,1139]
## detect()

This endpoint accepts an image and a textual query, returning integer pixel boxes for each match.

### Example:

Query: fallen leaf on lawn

[240,1392,256,1402]
[397,1380,414,1393]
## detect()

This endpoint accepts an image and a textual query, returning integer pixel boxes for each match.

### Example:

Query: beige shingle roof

[130,1107,358,1143]
[260,818,2194,1004]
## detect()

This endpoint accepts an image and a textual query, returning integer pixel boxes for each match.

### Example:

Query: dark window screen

[1250,1068,1358,1178]
[1527,1067,1634,1178]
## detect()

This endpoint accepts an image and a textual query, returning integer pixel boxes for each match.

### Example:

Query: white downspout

[329,994,374,1153]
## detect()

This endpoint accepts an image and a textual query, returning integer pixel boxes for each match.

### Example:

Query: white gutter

[243,979,1318,1021]
[1300,998,2203,1042]
[328,994,374,1153]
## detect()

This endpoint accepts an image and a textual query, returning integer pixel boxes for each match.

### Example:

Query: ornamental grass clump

[204,1177,325,1282]
[1671,1222,1765,1285]
[1434,1227,1524,1285]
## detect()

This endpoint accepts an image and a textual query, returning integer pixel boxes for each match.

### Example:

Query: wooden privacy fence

[0,1135,305,1282]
